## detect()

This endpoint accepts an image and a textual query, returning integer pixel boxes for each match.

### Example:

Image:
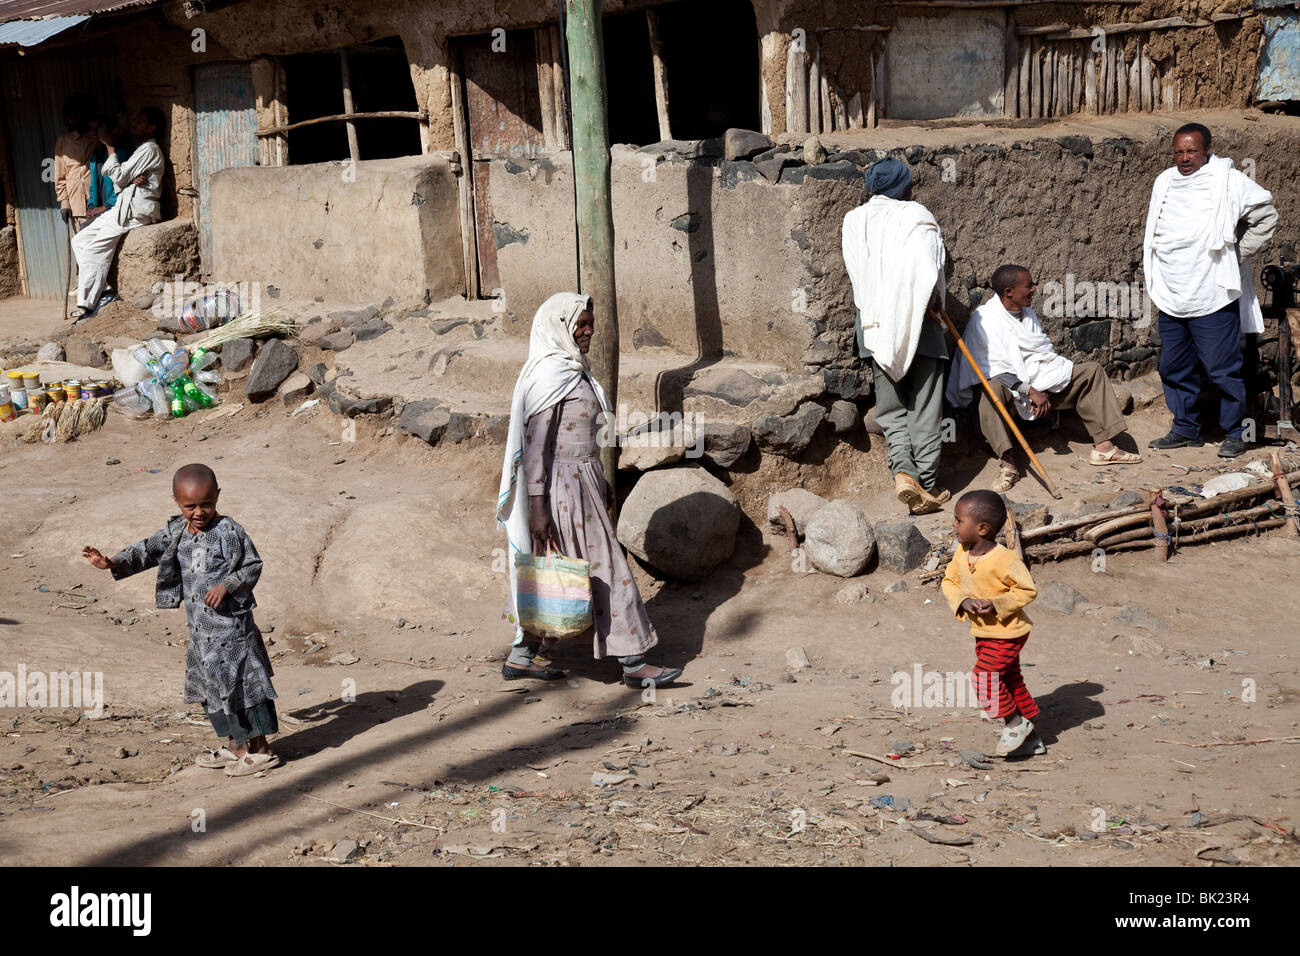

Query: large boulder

[616,467,740,580]
[399,399,451,445]
[804,500,875,577]
[222,337,257,371]
[766,488,829,538]
[874,520,932,573]
[116,219,199,299]
[245,339,299,402]
[752,403,825,457]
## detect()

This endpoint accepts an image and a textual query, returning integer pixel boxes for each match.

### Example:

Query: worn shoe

[1218,437,1246,459]
[623,665,683,688]
[1005,732,1047,758]
[1089,447,1142,465]
[990,466,1020,493]
[996,716,1036,756]
[1149,430,1203,450]
[896,474,947,515]
[501,663,566,681]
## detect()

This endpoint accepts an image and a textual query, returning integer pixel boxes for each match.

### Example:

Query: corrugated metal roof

[0,14,88,45]
[0,0,157,20]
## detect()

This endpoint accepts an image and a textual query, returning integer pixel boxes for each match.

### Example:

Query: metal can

[63,380,80,403]
[46,383,64,403]
[27,388,47,414]
[80,383,95,401]
[93,382,111,399]
[10,379,28,411]
[0,385,12,422]
[22,372,40,391]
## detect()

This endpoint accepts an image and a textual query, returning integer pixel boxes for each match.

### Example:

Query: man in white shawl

[496,292,683,687]
[70,107,166,319]
[842,158,950,514]
[947,265,1140,491]
[1143,122,1277,459]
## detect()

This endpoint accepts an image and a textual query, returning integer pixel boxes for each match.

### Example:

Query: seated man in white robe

[947,264,1141,491]
[70,107,166,319]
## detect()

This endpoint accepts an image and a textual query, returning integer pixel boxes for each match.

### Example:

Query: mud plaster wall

[484,116,1300,399]
[755,1,1265,135]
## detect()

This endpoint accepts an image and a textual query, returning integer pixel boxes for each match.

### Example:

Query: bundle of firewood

[1020,452,1300,563]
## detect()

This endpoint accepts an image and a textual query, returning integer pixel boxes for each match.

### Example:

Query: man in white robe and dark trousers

[842,157,950,514]
[70,107,166,320]
[947,265,1141,491]
[1143,122,1278,459]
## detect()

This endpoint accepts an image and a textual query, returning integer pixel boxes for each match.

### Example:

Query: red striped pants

[972,636,1038,720]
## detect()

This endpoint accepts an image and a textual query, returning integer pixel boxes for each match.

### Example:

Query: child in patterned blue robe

[83,464,281,776]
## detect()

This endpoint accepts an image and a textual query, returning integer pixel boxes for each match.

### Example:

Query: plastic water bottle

[194,369,222,385]
[190,347,217,373]
[145,338,170,359]
[132,346,163,382]
[112,383,153,418]
[142,379,169,419]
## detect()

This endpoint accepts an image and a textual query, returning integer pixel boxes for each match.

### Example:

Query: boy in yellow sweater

[941,490,1044,756]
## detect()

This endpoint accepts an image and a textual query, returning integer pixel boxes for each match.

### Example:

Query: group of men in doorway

[52,93,167,320]
[843,122,1278,514]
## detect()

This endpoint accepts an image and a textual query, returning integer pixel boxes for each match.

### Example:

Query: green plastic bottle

[181,376,214,409]
[169,379,186,417]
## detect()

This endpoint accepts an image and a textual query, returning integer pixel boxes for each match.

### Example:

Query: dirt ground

[2,318,1299,868]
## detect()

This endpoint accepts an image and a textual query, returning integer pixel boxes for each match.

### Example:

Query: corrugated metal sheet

[1259,13,1300,103]
[1,54,115,298]
[0,15,87,46]
[0,0,157,22]
[194,62,258,272]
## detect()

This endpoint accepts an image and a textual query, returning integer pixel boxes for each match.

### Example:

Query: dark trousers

[1157,301,1246,441]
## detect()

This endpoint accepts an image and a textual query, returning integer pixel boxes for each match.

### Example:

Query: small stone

[766,488,829,538]
[1002,497,1049,531]
[330,839,362,863]
[804,500,876,577]
[64,337,107,368]
[1036,580,1087,614]
[221,337,257,371]
[884,579,908,593]
[115,747,137,758]
[786,646,811,671]
[803,135,826,165]
[873,520,932,573]
[1109,490,1146,509]
[37,342,65,363]
[279,372,313,405]
[752,403,826,457]
[1118,605,1164,631]
[835,581,871,605]
[828,400,859,435]
[398,400,450,445]
[318,330,356,351]
[245,339,299,403]
[723,128,773,161]
[353,317,392,342]
[699,421,751,469]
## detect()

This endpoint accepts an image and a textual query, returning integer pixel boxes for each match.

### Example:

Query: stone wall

[209,154,463,307]
[483,112,1300,400]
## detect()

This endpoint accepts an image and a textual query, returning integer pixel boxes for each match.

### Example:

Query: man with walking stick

[946,265,1141,492]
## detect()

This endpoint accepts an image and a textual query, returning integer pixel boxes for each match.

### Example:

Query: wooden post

[847,91,863,128]
[536,28,558,149]
[1146,487,1170,561]
[819,48,833,131]
[787,36,808,134]
[1116,46,1127,112]
[646,9,672,141]
[1127,45,1140,111]
[1019,40,1031,119]
[1073,42,1084,113]
[550,25,570,149]
[1004,13,1019,118]
[866,52,878,128]
[449,47,480,301]
[1140,49,1153,111]
[808,44,822,134]
[1031,41,1042,117]
[1084,48,1097,113]
[563,0,620,494]
[339,49,360,164]
[1043,45,1054,116]
[1271,451,1299,535]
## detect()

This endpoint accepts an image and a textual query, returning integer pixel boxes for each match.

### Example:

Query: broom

[189,309,297,352]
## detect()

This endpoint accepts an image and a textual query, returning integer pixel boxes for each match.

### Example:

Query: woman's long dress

[522,377,657,659]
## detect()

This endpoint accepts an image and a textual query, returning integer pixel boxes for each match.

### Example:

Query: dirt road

[1,379,1298,867]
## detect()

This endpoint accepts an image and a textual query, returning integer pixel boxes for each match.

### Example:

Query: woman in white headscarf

[496,292,683,687]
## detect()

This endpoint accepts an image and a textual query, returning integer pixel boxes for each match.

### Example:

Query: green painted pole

[563,0,620,498]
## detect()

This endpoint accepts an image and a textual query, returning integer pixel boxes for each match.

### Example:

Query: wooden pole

[929,306,1062,499]
[1127,45,1140,111]
[808,45,822,134]
[1271,451,1299,535]
[1019,39,1031,119]
[339,49,360,164]
[646,9,672,141]
[1116,45,1128,112]
[536,27,558,149]
[787,36,808,134]
[449,47,479,301]
[564,0,620,495]
[1004,12,1019,118]
[1146,487,1169,560]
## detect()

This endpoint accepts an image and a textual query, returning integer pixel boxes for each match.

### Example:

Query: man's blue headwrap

[864,158,912,199]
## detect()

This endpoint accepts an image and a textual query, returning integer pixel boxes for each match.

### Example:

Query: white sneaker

[996,716,1035,755]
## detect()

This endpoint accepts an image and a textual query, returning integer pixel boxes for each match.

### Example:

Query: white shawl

[496,292,610,643]
[945,296,1072,420]
[842,196,945,382]
[1143,155,1271,334]
[106,139,164,228]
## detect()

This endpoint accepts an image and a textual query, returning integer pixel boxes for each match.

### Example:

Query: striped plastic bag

[514,547,593,639]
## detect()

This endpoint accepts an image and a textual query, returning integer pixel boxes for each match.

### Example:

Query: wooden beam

[786,36,808,134]
[448,47,479,301]
[1020,16,1228,40]
[646,9,672,141]
[255,110,428,137]
[339,49,360,164]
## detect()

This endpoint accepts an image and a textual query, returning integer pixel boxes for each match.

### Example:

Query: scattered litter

[869,794,911,812]
[291,398,322,417]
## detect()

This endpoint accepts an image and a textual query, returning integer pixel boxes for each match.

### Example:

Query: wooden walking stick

[1145,486,1170,561]
[928,305,1062,500]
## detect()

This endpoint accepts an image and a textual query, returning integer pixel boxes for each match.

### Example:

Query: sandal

[622,665,684,689]
[223,751,281,776]
[990,466,1020,493]
[195,746,240,769]
[1090,447,1142,465]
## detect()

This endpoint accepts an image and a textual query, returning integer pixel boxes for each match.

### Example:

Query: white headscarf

[496,292,611,642]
